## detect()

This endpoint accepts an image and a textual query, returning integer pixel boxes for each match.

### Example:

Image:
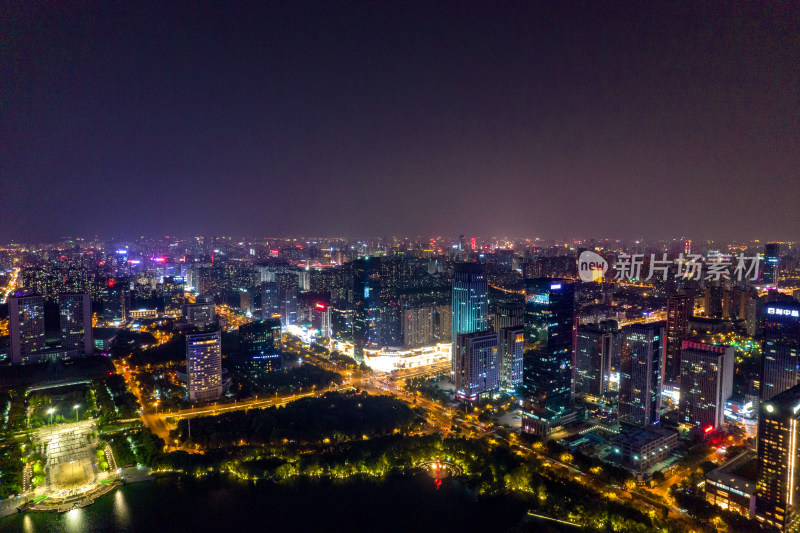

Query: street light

[48,408,55,425]
[74,404,80,422]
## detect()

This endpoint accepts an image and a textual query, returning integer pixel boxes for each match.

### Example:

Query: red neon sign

[315,303,326,310]
[704,425,714,433]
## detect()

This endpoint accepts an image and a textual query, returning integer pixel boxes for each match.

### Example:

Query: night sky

[2,2,798,242]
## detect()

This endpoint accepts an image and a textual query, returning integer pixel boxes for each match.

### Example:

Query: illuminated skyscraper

[763,243,780,286]
[619,322,664,427]
[761,302,800,401]
[755,384,800,531]
[522,278,576,415]
[239,319,282,376]
[59,293,93,356]
[678,341,733,434]
[493,302,524,333]
[186,331,223,402]
[8,289,45,365]
[450,263,489,376]
[183,296,216,328]
[576,320,619,398]
[454,330,499,400]
[499,325,524,390]
[262,281,280,319]
[665,293,693,383]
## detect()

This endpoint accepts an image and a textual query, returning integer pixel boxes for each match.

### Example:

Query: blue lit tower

[763,243,780,286]
[450,263,489,377]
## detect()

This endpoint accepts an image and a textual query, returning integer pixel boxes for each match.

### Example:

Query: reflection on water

[64,508,84,533]
[113,488,130,529]
[1,474,531,533]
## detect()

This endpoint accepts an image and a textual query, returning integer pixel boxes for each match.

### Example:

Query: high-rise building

[433,304,452,343]
[262,281,280,319]
[576,320,619,398]
[755,384,800,531]
[678,341,734,433]
[8,289,45,365]
[619,322,664,427]
[493,302,524,333]
[186,331,223,403]
[402,306,434,348]
[239,319,282,376]
[102,277,130,322]
[763,243,780,286]
[499,325,524,390]
[59,293,93,356]
[279,287,298,327]
[665,293,693,383]
[454,330,499,401]
[351,257,382,360]
[451,263,489,376]
[184,296,216,327]
[522,278,576,416]
[761,302,800,402]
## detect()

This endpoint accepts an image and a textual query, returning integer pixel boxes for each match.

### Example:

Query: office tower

[402,306,434,348]
[761,302,800,401]
[451,263,489,376]
[763,243,780,286]
[279,286,298,327]
[454,330,499,401]
[665,293,693,383]
[183,296,216,327]
[619,322,665,426]
[522,278,576,415]
[311,302,332,337]
[162,276,185,310]
[746,289,762,338]
[8,289,45,365]
[705,283,725,319]
[239,290,254,314]
[575,320,619,398]
[262,281,280,319]
[186,331,223,402]
[678,341,734,433]
[59,293,93,356]
[351,257,382,360]
[755,384,800,531]
[493,302,524,333]
[102,277,130,322]
[499,325,524,390]
[239,319,282,375]
[433,304,452,343]
[298,270,311,292]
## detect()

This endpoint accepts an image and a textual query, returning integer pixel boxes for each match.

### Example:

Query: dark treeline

[174,391,417,447]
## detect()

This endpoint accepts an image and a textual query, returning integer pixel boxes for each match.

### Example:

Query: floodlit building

[9,289,45,365]
[679,341,734,434]
[451,263,489,376]
[454,331,499,401]
[59,293,93,356]
[755,384,800,531]
[186,331,223,402]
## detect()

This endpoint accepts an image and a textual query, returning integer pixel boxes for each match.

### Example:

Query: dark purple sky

[2,2,798,242]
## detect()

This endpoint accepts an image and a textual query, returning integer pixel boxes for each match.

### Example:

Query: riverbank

[0,466,153,520]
